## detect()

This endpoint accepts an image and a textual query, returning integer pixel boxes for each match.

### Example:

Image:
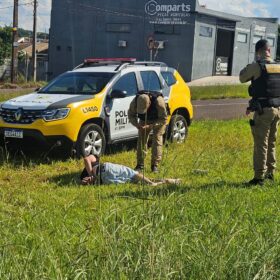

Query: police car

[0,58,193,156]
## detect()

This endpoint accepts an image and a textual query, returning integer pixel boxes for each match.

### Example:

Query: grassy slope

[1,119,280,279]
[0,84,249,102]
[0,89,35,102]
[190,84,249,100]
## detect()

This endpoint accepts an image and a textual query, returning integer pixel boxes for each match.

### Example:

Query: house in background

[19,42,49,81]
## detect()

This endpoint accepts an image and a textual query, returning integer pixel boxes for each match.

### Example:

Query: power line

[0,0,33,10]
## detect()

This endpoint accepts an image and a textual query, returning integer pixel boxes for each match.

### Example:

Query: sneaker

[151,165,159,173]
[247,178,264,186]
[165,178,182,185]
[135,165,144,171]
[265,173,274,181]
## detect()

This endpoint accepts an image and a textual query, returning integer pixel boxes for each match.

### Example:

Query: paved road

[193,98,249,120]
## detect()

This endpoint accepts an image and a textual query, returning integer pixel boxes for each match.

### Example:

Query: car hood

[1,93,94,110]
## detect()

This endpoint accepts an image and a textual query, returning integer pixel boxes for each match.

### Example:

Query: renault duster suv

[0,58,193,156]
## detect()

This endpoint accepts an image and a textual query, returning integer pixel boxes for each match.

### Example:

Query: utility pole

[11,0,19,83]
[32,0,37,81]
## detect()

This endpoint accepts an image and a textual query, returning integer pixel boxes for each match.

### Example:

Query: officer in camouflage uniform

[240,39,280,185]
[128,90,167,173]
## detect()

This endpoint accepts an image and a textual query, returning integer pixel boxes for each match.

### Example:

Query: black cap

[255,39,269,52]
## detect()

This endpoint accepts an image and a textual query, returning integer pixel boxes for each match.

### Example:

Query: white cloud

[0,0,51,32]
[199,0,271,17]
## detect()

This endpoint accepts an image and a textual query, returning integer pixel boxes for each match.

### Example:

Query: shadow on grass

[50,173,253,196]
[102,180,244,200]
[0,142,71,167]
[0,139,138,167]
[50,172,81,187]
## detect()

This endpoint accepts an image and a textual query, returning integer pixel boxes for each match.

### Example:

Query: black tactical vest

[136,91,163,122]
[250,62,280,98]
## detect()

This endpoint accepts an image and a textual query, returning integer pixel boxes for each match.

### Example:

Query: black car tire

[76,123,106,157]
[168,114,188,143]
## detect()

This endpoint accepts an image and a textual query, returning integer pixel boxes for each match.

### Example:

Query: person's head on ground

[255,39,271,61]
[80,155,100,185]
[136,94,151,114]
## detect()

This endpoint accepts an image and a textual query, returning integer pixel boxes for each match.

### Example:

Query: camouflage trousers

[251,107,280,179]
[137,124,166,167]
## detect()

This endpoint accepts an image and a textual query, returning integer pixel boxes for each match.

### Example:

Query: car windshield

[38,72,114,94]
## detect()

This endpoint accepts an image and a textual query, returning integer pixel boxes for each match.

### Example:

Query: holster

[248,99,264,115]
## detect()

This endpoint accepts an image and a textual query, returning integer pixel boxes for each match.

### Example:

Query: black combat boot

[135,164,144,172]
[151,165,159,173]
[247,178,264,186]
[265,173,274,181]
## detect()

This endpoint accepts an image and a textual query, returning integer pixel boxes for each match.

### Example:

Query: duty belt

[258,98,280,108]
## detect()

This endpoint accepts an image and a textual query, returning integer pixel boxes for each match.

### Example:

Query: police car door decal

[109,73,138,140]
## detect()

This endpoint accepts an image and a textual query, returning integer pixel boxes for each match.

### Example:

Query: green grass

[0,84,249,103]
[0,81,46,89]
[1,119,280,279]
[190,84,249,100]
[0,89,35,102]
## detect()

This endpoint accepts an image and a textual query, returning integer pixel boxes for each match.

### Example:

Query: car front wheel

[76,123,106,157]
[168,114,188,143]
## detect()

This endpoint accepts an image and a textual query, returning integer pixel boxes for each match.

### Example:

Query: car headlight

[42,108,70,121]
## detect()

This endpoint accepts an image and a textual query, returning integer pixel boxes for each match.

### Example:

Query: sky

[0,0,279,32]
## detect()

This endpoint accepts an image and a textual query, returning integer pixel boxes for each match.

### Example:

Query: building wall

[48,0,278,81]
[232,18,278,75]
[192,15,217,80]
[48,0,197,81]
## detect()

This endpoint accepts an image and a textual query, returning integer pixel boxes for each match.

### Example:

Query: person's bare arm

[133,173,162,186]
[83,155,97,175]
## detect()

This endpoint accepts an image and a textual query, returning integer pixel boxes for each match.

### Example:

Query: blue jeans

[100,162,138,184]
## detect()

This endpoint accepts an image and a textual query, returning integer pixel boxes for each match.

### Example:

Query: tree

[0,26,12,65]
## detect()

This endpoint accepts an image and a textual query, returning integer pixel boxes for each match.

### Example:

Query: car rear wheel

[168,114,188,143]
[76,124,106,157]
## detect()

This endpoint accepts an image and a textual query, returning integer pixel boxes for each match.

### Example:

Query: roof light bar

[84,58,136,63]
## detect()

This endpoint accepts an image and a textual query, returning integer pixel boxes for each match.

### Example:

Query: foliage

[190,84,248,100]
[0,26,12,65]
[0,118,280,279]
[18,27,49,40]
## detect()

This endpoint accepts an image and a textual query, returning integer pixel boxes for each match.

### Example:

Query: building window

[237,32,247,43]
[267,37,275,47]
[199,26,213,38]
[106,23,131,33]
[154,24,180,35]
[56,45,61,51]
[253,35,262,44]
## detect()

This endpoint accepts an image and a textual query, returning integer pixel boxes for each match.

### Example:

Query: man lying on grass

[80,155,181,186]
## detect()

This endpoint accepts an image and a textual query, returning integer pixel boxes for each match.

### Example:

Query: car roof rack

[133,61,167,67]
[74,58,137,70]
[115,61,167,71]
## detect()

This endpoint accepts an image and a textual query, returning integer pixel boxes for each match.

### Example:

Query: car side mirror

[110,89,127,99]
[35,87,41,92]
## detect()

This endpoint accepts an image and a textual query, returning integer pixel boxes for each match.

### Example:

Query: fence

[18,57,49,81]
[0,59,11,81]
[0,58,48,82]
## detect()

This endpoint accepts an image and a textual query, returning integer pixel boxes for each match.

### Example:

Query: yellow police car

[0,58,193,156]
